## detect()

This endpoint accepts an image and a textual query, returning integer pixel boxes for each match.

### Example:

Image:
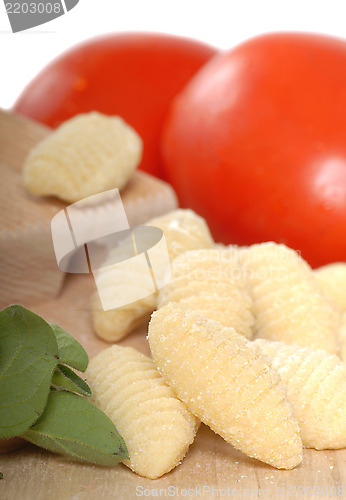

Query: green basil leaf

[50,324,88,372]
[51,365,91,397]
[0,305,58,438]
[0,472,3,479]
[22,391,128,465]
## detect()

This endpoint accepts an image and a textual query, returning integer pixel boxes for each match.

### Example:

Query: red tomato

[162,32,346,267]
[14,32,216,178]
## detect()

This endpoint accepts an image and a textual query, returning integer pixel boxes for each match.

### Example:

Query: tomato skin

[14,32,216,178]
[162,32,346,267]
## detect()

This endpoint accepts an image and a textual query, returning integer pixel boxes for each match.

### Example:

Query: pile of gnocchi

[86,209,346,479]
[22,113,346,480]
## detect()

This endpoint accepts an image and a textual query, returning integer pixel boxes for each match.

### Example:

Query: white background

[1,0,346,109]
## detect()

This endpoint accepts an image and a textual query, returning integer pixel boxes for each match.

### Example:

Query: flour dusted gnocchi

[158,248,254,339]
[314,262,346,312]
[23,112,142,203]
[148,303,302,470]
[86,345,199,479]
[92,209,214,341]
[149,209,214,260]
[242,243,339,354]
[254,338,346,450]
[177,295,254,339]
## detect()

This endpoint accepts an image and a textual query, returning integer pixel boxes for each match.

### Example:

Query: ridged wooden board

[0,112,345,500]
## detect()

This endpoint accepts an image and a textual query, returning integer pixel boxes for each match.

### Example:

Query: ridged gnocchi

[158,248,254,339]
[85,345,199,479]
[23,112,142,203]
[92,209,214,341]
[241,243,339,354]
[149,209,214,260]
[148,303,302,470]
[314,262,346,312]
[254,338,346,450]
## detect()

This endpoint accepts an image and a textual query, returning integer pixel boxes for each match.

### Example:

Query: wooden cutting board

[0,112,345,500]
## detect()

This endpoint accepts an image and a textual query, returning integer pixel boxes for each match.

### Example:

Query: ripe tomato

[14,32,216,178]
[162,32,346,267]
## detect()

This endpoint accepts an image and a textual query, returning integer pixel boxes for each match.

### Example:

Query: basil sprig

[0,305,128,465]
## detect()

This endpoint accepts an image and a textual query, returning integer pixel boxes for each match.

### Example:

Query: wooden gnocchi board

[0,111,345,500]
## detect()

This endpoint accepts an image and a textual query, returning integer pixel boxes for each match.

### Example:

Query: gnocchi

[86,345,199,479]
[241,242,339,354]
[92,209,214,341]
[23,112,142,203]
[314,262,346,312]
[148,303,302,470]
[254,338,346,450]
[158,248,254,339]
[149,209,214,260]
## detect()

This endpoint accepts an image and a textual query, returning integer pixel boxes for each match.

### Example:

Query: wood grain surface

[0,112,345,500]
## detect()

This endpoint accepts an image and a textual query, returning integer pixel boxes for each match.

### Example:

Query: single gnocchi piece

[314,263,346,312]
[91,292,157,342]
[242,242,339,354]
[149,209,214,261]
[23,112,142,202]
[254,338,346,450]
[177,295,254,339]
[158,248,254,339]
[85,345,199,479]
[148,303,303,470]
[92,209,214,342]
